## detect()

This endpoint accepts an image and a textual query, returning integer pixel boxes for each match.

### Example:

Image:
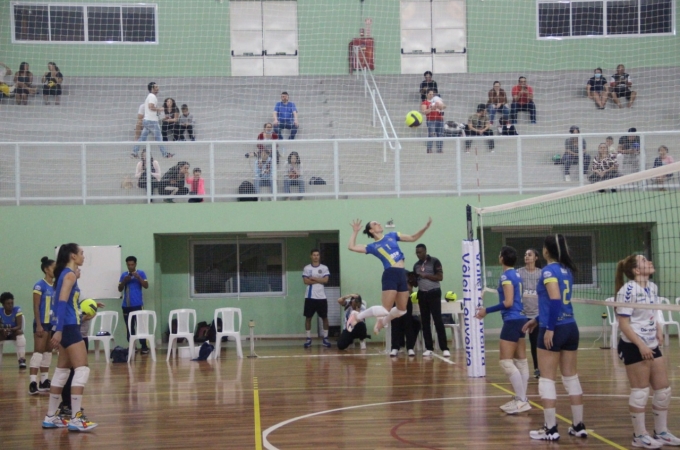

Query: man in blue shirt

[272,91,299,140]
[117,256,150,354]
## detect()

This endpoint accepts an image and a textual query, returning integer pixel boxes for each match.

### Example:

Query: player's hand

[638,344,654,360]
[350,219,362,232]
[97,302,105,308]
[522,319,537,333]
[474,307,487,320]
[425,217,432,229]
[543,330,554,350]
[36,324,44,338]
[51,331,62,348]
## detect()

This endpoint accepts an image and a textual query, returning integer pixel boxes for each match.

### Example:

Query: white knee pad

[538,377,557,400]
[41,352,52,369]
[30,352,43,369]
[15,334,26,348]
[562,375,583,396]
[72,366,90,388]
[51,367,71,388]
[629,387,650,409]
[500,359,519,377]
[653,387,672,410]
[388,307,407,319]
[513,358,529,376]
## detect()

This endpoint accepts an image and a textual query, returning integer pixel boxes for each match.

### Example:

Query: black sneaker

[29,381,39,395]
[530,424,560,441]
[534,369,540,379]
[19,358,27,369]
[39,379,51,391]
[568,422,588,438]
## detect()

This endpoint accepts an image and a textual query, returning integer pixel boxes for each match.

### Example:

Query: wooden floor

[1,338,679,450]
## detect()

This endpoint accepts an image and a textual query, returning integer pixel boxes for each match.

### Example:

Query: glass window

[607,0,639,34]
[572,2,604,36]
[122,7,156,42]
[13,4,49,41]
[88,7,122,42]
[641,0,673,33]
[538,3,570,37]
[50,6,85,42]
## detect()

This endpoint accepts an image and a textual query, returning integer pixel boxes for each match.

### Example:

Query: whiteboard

[55,245,122,300]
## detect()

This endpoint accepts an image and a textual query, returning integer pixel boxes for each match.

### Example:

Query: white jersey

[137,103,145,116]
[144,93,159,121]
[616,280,659,348]
[302,264,329,299]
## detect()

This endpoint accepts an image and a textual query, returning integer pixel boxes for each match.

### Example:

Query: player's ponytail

[615,255,637,294]
[544,234,577,273]
[54,243,79,282]
[363,222,374,239]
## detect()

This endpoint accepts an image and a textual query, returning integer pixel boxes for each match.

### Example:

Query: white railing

[1,131,678,206]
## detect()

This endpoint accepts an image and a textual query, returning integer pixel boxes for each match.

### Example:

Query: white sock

[30,374,37,383]
[571,404,584,425]
[631,412,646,436]
[306,330,311,339]
[544,408,557,429]
[508,371,526,402]
[357,305,388,320]
[47,394,61,416]
[322,329,328,338]
[40,372,49,382]
[653,409,668,434]
[71,395,82,418]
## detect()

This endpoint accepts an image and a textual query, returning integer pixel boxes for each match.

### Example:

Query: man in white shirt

[133,82,173,159]
[302,249,331,348]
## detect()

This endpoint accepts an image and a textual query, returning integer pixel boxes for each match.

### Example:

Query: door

[318,241,341,334]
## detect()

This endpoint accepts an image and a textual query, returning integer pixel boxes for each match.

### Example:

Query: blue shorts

[33,321,52,334]
[500,318,528,342]
[537,322,579,352]
[59,324,84,349]
[381,267,408,292]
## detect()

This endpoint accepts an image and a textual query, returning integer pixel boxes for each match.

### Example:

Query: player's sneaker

[389,349,398,357]
[442,350,451,358]
[500,396,518,411]
[39,379,51,391]
[303,338,312,349]
[407,349,415,357]
[322,338,331,348]
[632,434,663,449]
[68,411,98,432]
[534,369,540,379]
[359,340,366,350]
[58,403,72,419]
[346,311,358,332]
[568,422,588,438]
[29,381,39,395]
[530,424,560,441]
[504,399,531,415]
[653,430,680,446]
[422,350,433,357]
[19,358,27,369]
[42,413,68,429]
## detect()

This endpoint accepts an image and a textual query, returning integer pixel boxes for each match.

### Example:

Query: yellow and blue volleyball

[79,298,98,316]
[405,110,423,127]
[445,291,457,301]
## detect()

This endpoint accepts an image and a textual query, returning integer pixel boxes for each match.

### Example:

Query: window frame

[536,0,676,40]
[10,2,159,44]
[190,238,287,299]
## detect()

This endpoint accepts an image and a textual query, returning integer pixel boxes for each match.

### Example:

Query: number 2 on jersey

[562,280,571,305]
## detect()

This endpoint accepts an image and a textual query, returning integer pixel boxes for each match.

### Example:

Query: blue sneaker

[322,338,331,348]
[303,338,312,348]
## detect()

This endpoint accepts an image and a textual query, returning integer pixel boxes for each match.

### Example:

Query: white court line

[256,353,385,359]
[431,353,455,365]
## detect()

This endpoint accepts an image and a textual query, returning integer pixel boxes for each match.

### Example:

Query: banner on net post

[462,240,485,378]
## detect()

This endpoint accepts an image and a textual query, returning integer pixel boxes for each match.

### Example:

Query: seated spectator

[257,123,279,152]
[178,104,195,141]
[653,145,674,186]
[465,103,495,152]
[588,143,620,186]
[487,81,509,125]
[498,117,518,136]
[284,151,305,199]
[41,62,63,105]
[0,62,12,98]
[272,92,298,140]
[510,76,537,124]
[562,125,590,182]
[0,292,26,369]
[13,62,33,106]
[250,149,272,195]
[161,98,180,142]
[337,294,368,350]
[135,149,162,199]
[420,89,446,153]
[606,136,616,154]
[586,67,609,110]
[610,64,637,108]
[419,71,439,101]
[160,161,190,203]
[617,127,641,174]
[187,167,205,203]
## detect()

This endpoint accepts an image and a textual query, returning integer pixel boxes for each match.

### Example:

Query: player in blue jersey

[476,246,531,415]
[0,292,27,368]
[346,217,432,335]
[42,243,97,432]
[523,235,586,441]
[29,256,56,395]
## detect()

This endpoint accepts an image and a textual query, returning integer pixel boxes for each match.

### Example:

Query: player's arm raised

[399,217,432,242]
[348,219,367,253]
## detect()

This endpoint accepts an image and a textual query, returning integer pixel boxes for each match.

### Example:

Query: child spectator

[499,118,518,136]
[284,151,305,199]
[653,145,674,187]
[186,167,205,203]
[178,104,195,141]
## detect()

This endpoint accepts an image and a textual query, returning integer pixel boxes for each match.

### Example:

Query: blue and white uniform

[53,268,83,348]
[365,232,408,292]
[1,306,24,335]
[537,262,578,351]
[488,269,527,342]
[33,279,54,327]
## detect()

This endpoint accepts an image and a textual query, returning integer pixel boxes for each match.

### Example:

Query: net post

[247,319,257,358]
[600,312,610,349]
[466,205,473,240]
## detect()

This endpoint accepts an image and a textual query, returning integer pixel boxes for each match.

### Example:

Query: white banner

[462,240,485,377]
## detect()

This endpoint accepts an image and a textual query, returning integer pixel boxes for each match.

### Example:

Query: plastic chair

[440,300,462,350]
[657,297,680,347]
[0,314,25,366]
[128,310,157,362]
[87,311,119,362]
[212,308,242,359]
[605,297,618,348]
[167,309,197,361]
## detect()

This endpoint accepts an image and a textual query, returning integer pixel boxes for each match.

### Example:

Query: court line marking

[491,383,627,450]
[431,354,455,365]
[253,377,263,450]
[256,352,386,359]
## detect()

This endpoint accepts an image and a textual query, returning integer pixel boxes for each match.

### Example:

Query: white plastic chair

[212,308,242,359]
[128,310,157,362]
[440,300,462,350]
[0,314,25,366]
[657,297,680,347]
[605,297,618,348]
[87,311,119,362]
[167,309,197,361]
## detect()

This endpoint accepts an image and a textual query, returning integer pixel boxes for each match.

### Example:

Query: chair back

[89,311,118,336]
[169,309,196,334]
[604,297,616,326]
[129,310,156,336]
[658,297,671,324]
[214,308,242,333]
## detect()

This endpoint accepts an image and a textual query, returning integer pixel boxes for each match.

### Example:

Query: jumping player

[29,256,56,394]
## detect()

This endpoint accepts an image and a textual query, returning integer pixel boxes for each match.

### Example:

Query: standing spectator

[133,82,173,159]
[586,68,609,110]
[653,145,674,187]
[588,143,621,186]
[618,128,641,174]
[510,76,537,124]
[487,81,509,125]
[419,71,439,101]
[610,64,637,108]
[133,103,144,143]
[117,256,150,355]
[161,98,180,142]
[272,92,298,140]
[284,151,305,199]
[413,244,449,357]
[135,149,162,199]
[13,62,33,106]
[0,292,27,368]
[562,125,590,182]
[41,62,63,106]
[159,161,190,202]
[178,104,195,141]
[518,249,541,379]
[465,104,495,152]
[337,294,367,350]
[420,89,445,153]
[186,167,205,203]
[302,249,331,349]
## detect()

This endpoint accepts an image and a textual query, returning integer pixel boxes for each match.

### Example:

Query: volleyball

[79,298,98,316]
[445,291,457,301]
[405,110,423,127]
[410,291,418,303]
[47,81,56,88]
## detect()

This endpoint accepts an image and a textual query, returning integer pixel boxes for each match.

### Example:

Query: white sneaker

[530,424,559,441]
[42,414,68,429]
[67,411,98,432]
[442,350,451,358]
[389,349,398,357]
[407,349,415,357]
[653,431,680,446]
[633,434,663,449]
[499,396,518,411]
[359,340,366,350]
[565,175,571,182]
[504,399,531,415]
[422,350,433,357]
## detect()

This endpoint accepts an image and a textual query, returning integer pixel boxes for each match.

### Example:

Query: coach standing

[414,244,450,357]
[118,256,150,354]
[302,249,330,349]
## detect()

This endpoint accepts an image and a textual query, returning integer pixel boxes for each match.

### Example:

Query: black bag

[111,346,129,363]
[208,318,228,343]
[309,176,326,185]
[194,321,211,343]
[238,181,257,201]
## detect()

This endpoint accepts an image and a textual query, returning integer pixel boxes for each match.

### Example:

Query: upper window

[11,2,158,43]
[537,0,674,38]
